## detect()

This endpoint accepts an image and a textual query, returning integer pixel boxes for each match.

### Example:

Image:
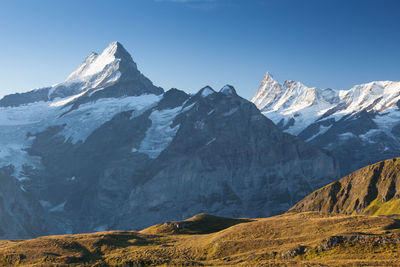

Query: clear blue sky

[0,0,399,99]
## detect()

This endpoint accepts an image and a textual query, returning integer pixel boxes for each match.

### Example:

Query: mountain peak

[199,86,215,98]
[65,41,136,83]
[263,72,275,81]
[251,72,282,110]
[103,41,134,62]
[220,85,237,96]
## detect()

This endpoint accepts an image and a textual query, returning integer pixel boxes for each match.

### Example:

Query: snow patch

[370,108,400,141]
[359,129,382,143]
[181,102,196,113]
[223,107,238,117]
[201,87,214,98]
[138,106,181,159]
[206,137,216,146]
[338,132,356,141]
[306,125,332,142]
[220,85,235,95]
[50,91,86,107]
[49,201,66,212]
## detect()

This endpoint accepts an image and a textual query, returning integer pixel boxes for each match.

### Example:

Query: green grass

[363,198,400,216]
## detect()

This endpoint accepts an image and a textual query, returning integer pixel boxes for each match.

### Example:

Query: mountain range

[1,41,400,266]
[252,72,400,176]
[0,42,339,238]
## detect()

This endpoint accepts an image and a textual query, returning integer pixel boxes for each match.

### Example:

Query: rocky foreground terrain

[0,212,399,266]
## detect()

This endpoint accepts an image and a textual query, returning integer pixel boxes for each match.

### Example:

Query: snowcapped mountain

[0,41,162,108]
[251,72,340,135]
[0,42,163,180]
[252,72,400,175]
[0,42,339,238]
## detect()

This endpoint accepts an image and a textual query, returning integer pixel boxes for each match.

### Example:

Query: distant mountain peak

[263,71,275,81]
[199,86,215,98]
[251,72,282,111]
[220,85,237,96]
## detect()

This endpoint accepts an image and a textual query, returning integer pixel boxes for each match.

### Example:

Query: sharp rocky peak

[103,41,135,64]
[252,72,341,112]
[0,42,163,107]
[65,41,137,83]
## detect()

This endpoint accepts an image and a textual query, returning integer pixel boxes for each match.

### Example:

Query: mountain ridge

[289,157,400,215]
[252,72,400,175]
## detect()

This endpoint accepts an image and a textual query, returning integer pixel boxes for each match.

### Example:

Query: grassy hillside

[1,212,400,266]
[141,213,252,235]
[290,157,400,216]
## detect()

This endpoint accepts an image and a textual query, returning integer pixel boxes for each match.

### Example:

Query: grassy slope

[1,212,400,266]
[290,158,400,216]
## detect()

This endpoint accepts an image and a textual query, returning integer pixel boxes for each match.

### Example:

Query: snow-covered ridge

[0,42,138,108]
[252,72,400,136]
[252,72,340,135]
[0,93,162,179]
[65,41,125,84]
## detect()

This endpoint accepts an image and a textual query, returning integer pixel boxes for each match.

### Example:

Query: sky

[0,0,400,100]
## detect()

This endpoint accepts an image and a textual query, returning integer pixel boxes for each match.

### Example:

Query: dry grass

[1,212,400,266]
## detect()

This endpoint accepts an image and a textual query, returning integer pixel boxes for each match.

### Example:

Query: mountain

[252,73,400,176]
[251,72,340,135]
[0,42,339,238]
[289,157,400,215]
[0,41,162,108]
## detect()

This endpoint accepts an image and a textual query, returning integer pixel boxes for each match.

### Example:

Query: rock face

[112,86,339,230]
[252,73,400,176]
[0,169,50,239]
[0,43,339,238]
[289,158,400,215]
